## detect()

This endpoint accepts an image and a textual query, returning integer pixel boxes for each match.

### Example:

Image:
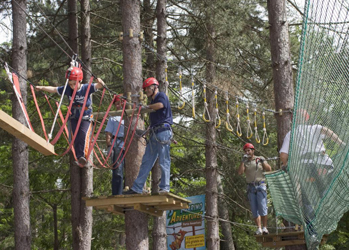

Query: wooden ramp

[255,231,328,248]
[0,110,55,156]
[93,108,154,117]
[82,192,191,217]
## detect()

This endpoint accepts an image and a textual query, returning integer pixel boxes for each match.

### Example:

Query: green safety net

[265,0,349,249]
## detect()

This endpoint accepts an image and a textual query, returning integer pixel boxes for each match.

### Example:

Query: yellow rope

[246,103,253,139]
[225,92,233,132]
[214,88,221,128]
[191,76,195,118]
[254,106,260,144]
[235,98,242,137]
[262,110,269,145]
[203,84,211,122]
[177,66,185,110]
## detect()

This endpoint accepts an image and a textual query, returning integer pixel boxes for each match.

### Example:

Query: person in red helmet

[238,143,272,235]
[36,66,106,166]
[123,77,173,195]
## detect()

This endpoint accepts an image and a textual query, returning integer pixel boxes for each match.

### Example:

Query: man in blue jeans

[238,143,272,235]
[123,77,173,195]
[105,95,125,195]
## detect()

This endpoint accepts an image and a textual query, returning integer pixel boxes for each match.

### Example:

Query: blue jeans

[110,146,124,195]
[131,129,172,193]
[247,184,268,218]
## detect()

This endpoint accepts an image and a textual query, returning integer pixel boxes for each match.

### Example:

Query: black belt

[72,105,91,111]
[152,123,171,133]
[111,136,124,140]
[248,181,265,186]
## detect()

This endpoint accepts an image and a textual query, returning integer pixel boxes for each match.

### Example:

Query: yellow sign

[185,234,205,248]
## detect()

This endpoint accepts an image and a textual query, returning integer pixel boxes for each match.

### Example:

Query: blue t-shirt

[149,92,173,127]
[57,83,97,119]
[105,116,124,148]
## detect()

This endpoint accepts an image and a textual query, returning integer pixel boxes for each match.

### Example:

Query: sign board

[166,194,206,250]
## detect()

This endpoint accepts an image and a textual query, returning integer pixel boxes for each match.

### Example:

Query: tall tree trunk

[11,0,31,249]
[67,0,78,55]
[53,204,58,250]
[152,1,168,250]
[144,0,155,78]
[267,1,304,250]
[217,174,235,250]
[70,1,93,249]
[267,0,294,150]
[205,14,220,250]
[121,1,148,249]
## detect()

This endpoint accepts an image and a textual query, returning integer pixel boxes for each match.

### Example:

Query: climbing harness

[214,88,221,128]
[177,66,185,110]
[225,92,234,132]
[262,109,269,146]
[246,103,253,139]
[253,105,260,144]
[235,98,242,137]
[202,84,211,122]
[191,75,195,118]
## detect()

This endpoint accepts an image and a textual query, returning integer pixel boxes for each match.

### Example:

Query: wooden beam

[93,108,154,117]
[84,195,169,207]
[133,203,164,217]
[0,110,55,156]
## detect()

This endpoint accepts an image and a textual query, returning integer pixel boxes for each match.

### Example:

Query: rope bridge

[266,0,349,249]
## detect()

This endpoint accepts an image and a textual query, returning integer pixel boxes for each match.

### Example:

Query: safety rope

[165,65,169,96]
[253,105,260,144]
[177,66,185,110]
[4,63,33,131]
[262,109,269,146]
[202,84,211,122]
[225,92,234,132]
[214,88,221,128]
[30,85,48,140]
[191,75,196,118]
[245,103,253,139]
[49,56,78,142]
[235,98,242,137]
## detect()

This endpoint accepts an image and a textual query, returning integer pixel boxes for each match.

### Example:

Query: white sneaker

[255,228,262,235]
[262,227,269,235]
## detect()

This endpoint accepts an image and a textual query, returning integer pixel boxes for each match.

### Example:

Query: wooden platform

[0,110,55,156]
[82,192,191,217]
[93,108,154,117]
[255,231,328,248]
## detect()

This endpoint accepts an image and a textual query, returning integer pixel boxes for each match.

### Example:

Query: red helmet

[113,94,123,103]
[243,143,255,151]
[65,67,83,81]
[143,77,159,89]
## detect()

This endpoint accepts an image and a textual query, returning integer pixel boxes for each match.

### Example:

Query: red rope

[30,85,48,140]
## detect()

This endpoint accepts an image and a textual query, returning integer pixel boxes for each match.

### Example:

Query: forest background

[0,0,348,249]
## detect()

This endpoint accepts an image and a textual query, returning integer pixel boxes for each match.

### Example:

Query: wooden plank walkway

[83,192,191,217]
[255,231,328,248]
[0,110,55,156]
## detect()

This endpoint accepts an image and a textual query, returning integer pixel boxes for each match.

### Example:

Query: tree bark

[267,0,294,150]
[70,1,93,249]
[121,1,148,249]
[11,0,31,249]
[217,174,235,250]
[205,14,220,250]
[267,1,304,249]
[152,1,168,250]
[67,0,78,55]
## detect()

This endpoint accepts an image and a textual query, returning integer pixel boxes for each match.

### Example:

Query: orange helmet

[243,143,255,151]
[297,108,310,122]
[113,94,123,103]
[65,67,83,81]
[143,77,159,89]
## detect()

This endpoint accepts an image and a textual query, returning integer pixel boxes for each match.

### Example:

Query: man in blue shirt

[105,95,125,195]
[36,67,105,166]
[123,77,173,194]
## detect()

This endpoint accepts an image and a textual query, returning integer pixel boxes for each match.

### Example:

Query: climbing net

[266,0,349,248]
